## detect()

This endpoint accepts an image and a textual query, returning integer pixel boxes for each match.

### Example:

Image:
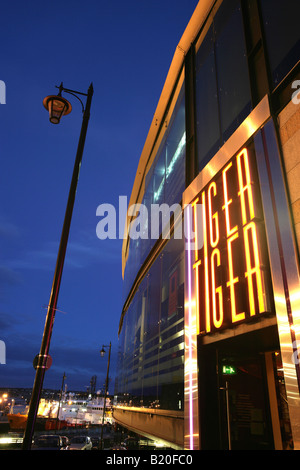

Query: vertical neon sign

[184,146,272,449]
[184,204,200,450]
[186,147,271,337]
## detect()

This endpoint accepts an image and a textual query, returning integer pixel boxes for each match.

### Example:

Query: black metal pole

[22,83,93,450]
[100,342,111,450]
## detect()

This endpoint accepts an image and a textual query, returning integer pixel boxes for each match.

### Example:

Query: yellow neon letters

[190,147,268,334]
[211,248,223,328]
[222,162,238,237]
[237,148,255,224]
[227,232,245,323]
[243,221,265,316]
[208,182,219,247]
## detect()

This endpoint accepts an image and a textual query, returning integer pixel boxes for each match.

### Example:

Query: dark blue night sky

[0,0,198,392]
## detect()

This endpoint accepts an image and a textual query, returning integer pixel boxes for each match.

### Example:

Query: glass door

[218,353,274,449]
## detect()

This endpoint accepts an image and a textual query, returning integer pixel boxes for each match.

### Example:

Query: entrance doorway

[218,350,293,450]
[218,353,273,449]
[198,326,294,449]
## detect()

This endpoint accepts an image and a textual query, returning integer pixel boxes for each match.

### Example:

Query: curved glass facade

[115,0,300,450]
[123,83,186,302]
[116,77,186,412]
[116,235,184,410]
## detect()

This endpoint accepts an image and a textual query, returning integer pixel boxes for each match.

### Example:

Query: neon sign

[189,146,272,335]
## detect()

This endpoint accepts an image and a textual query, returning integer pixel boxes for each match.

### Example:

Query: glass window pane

[214,0,251,141]
[153,147,166,205]
[196,26,221,170]
[145,256,161,340]
[260,0,300,86]
[159,236,184,410]
[123,236,140,301]
[123,78,185,295]
[165,88,186,206]
[195,1,251,170]
[116,236,184,411]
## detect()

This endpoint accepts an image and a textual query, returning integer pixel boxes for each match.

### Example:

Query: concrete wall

[278,100,300,259]
[113,406,184,449]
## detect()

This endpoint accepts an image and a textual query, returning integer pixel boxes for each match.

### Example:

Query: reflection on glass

[116,236,184,411]
[196,27,220,169]
[273,351,294,449]
[123,85,185,301]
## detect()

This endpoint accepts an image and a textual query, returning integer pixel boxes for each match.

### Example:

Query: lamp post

[22,82,93,450]
[99,342,111,450]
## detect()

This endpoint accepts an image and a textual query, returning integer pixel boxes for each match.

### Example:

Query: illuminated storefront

[114,0,300,450]
[183,94,300,449]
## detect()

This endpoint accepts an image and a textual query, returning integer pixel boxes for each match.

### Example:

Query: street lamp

[22,82,93,450]
[43,87,72,124]
[100,342,111,450]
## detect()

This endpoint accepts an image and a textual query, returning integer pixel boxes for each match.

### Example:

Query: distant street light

[22,82,93,450]
[99,342,111,450]
[55,372,66,433]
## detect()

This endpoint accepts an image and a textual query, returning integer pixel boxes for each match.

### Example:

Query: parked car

[66,435,92,450]
[32,434,68,450]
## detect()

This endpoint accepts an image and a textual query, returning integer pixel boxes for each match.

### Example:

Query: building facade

[113,0,300,450]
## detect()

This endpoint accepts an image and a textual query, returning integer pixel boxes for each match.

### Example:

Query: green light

[222,365,237,375]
